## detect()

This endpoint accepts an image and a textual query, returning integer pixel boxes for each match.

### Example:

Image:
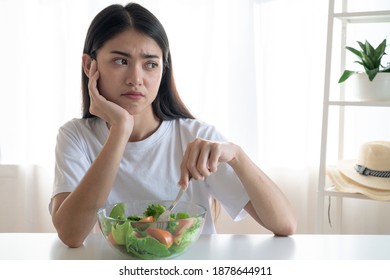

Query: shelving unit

[317,0,390,233]
[334,10,390,23]
[328,101,390,107]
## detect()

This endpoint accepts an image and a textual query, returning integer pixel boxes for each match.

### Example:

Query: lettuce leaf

[111,221,131,245]
[171,217,202,252]
[126,232,171,259]
[143,204,166,220]
[109,203,126,220]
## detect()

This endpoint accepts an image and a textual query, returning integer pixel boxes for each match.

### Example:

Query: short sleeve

[206,163,250,221]
[51,121,92,206]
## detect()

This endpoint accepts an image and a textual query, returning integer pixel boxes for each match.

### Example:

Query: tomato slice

[146,227,173,248]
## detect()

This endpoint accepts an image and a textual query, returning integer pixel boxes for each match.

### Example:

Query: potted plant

[338,39,390,101]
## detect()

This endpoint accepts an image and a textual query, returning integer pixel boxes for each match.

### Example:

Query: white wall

[0,165,55,233]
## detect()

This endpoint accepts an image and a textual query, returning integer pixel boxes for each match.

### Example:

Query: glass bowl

[97,200,206,260]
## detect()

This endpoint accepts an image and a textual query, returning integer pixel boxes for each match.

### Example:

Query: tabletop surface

[1,233,390,260]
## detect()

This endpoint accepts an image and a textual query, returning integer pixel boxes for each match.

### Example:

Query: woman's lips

[121,91,144,100]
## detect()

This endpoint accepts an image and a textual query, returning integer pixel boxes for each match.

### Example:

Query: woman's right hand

[88,59,134,133]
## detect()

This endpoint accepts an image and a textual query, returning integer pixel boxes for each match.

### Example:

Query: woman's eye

[146,62,158,69]
[114,58,127,65]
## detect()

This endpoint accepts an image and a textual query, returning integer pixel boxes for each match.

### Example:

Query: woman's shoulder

[60,117,101,128]
[177,118,213,132]
[176,118,226,141]
[58,117,104,138]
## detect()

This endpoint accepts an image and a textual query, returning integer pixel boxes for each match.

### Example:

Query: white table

[0,233,390,260]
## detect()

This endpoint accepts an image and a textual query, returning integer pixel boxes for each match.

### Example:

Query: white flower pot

[347,72,390,101]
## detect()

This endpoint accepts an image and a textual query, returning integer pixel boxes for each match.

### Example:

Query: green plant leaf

[381,68,390,73]
[365,40,375,58]
[338,70,357,83]
[361,52,376,69]
[374,39,387,63]
[354,61,364,67]
[357,41,366,53]
[346,46,363,59]
[366,68,379,81]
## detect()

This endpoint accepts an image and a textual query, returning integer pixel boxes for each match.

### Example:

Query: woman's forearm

[228,145,297,236]
[52,123,131,247]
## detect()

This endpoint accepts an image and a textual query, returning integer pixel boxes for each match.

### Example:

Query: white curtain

[1,0,325,166]
[1,0,389,233]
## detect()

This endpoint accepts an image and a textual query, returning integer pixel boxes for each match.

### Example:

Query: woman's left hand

[179,138,239,188]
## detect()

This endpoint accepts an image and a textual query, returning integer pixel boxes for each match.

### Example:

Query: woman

[50,3,297,248]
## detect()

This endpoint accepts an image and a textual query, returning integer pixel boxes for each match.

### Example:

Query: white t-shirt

[52,117,249,233]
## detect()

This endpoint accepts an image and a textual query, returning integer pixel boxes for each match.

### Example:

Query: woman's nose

[126,65,142,86]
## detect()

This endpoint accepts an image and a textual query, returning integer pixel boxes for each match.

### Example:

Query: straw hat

[327,141,390,200]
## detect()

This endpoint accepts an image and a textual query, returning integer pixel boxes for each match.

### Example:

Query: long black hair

[81,3,194,120]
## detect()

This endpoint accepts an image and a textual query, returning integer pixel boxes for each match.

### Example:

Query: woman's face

[94,29,163,117]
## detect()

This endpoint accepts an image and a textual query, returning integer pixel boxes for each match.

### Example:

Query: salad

[100,202,204,259]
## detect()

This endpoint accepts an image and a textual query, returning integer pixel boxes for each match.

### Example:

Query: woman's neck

[128,113,161,142]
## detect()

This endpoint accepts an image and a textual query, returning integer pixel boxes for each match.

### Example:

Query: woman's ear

[82,54,93,78]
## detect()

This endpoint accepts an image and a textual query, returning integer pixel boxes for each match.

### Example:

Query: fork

[157,187,185,223]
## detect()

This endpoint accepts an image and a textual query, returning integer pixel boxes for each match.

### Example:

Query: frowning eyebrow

[110,50,160,59]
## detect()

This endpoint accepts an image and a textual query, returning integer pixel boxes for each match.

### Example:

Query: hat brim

[327,166,390,200]
[336,159,390,191]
